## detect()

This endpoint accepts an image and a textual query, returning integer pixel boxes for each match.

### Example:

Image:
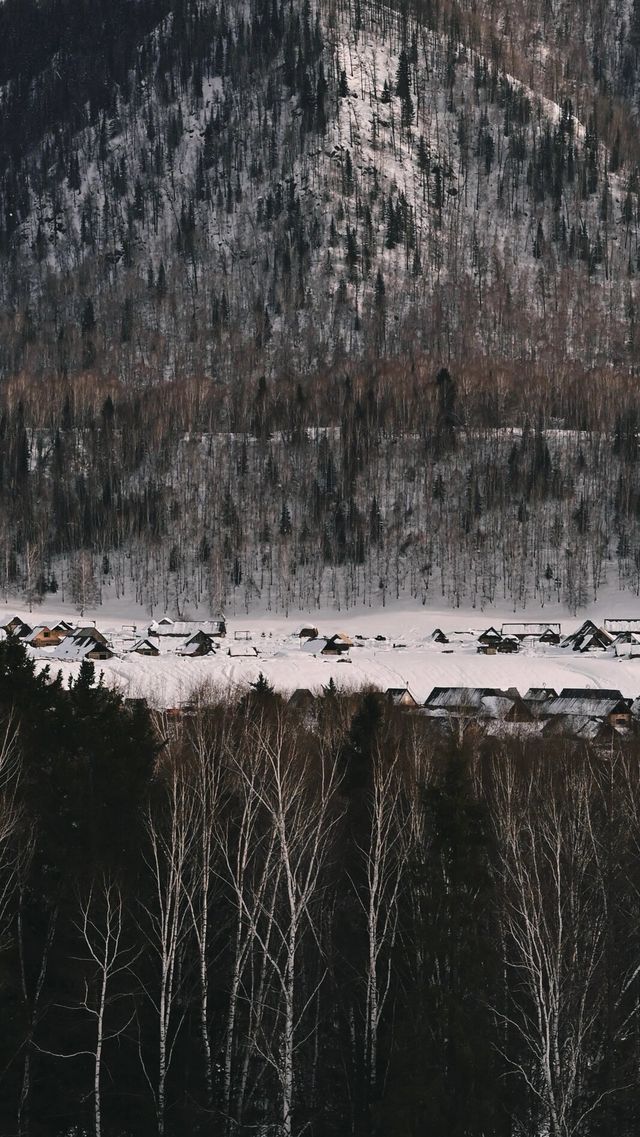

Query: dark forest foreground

[0,639,639,1136]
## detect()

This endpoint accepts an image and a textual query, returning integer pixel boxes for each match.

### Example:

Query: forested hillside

[1,640,640,1136]
[3,0,640,377]
[3,0,640,611]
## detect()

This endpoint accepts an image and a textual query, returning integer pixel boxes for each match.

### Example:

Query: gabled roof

[561,619,599,646]
[477,626,502,641]
[425,686,505,710]
[525,687,558,700]
[288,688,316,707]
[386,687,418,706]
[559,687,625,701]
[129,638,159,654]
[73,626,108,645]
[53,636,113,661]
[479,695,517,719]
[301,637,328,654]
[543,696,630,718]
[179,640,213,656]
[22,625,55,643]
[577,629,614,652]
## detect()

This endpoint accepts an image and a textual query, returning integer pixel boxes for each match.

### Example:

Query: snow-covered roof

[129,638,158,654]
[502,622,561,636]
[301,638,328,654]
[53,636,112,661]
[604,618,640,633]
[479,695,517,719]
[149,619,225,636]
[525,687,558,700]
[426,686,503,710]
[544,696,628,718]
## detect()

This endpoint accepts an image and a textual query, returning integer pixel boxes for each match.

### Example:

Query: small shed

[497,636,519,654]
[525,687,558,702]
[322,635,351,656]
[296,625,319,640]
[429,628,449,644]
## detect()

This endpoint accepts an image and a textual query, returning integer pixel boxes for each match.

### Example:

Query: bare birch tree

[223,710,342,1137]
[492,751,607,1137]
[137,759,197,1137]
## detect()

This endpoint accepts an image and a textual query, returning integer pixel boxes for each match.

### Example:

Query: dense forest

[2,0,640,611]
[0,637,639,1136]
[4,361,640,613]
[2,0,640,379]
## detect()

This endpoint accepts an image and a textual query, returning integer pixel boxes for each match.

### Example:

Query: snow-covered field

[7,595,640,708]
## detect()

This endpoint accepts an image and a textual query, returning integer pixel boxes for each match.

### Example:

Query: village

[4,611,640,742]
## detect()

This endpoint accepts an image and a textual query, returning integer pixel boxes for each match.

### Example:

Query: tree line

[0,638,639,1135]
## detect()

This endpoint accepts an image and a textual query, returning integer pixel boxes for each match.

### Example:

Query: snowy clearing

[8,596,640,708]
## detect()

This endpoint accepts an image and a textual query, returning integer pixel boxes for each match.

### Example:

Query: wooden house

[576,628,614,653]
[23,625,67,648]
[54,635,114,661]
[3,615,26,635]
[179,632,216,657]
[288,689,317,711]
[129,638,160,657]
[322,634,352,655]
[386,687,419,708]
[542,694,631,726]
[73,625,109,646]
[561,620,600,650]
[4,617,32,637]
[477,627,503,646]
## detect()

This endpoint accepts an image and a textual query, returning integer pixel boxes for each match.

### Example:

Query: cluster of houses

[288,684,639,743]
[418,685,636,742]
[426,618,640,656]
[0,615,229,661]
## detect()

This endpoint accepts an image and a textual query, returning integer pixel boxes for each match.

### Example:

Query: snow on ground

[7,593,640,708]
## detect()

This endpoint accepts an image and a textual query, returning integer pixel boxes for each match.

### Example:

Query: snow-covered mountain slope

[1,0,639,382]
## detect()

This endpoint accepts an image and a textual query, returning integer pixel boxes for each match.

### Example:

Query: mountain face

[2,0,640,382]
[3,0,640,614]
